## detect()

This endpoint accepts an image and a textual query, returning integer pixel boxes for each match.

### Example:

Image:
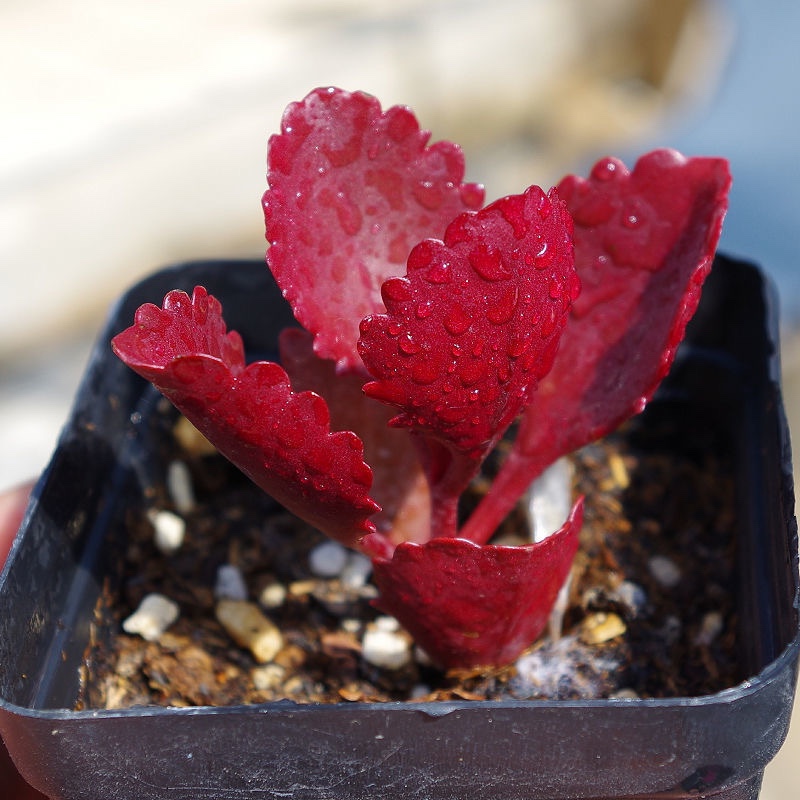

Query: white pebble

[251,664,285,691]
[215,599,283,663]
[122,593,179,641]
[648,555,682,588]
[340,552,373,588]
[308,540,348,578]
[148,509,186,555]
[215,564,248,601]
[167,460,195,514]
[362,627,411,670]
[259,582,287,609]
[374,615,400,632]
[616,581,648,614]
[694,611,724,646]
[611,688,640,700]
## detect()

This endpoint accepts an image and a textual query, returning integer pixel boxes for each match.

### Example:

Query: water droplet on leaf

[469,244,509,281]
[413,180,445,210]
[444,305,472,335]
[459,360,486,386]
[423,261,452,284]
[415,300,433,319]
[487,286,519,324]
[412,360,439,385]
[591,157,620,182]
[398,334,421,355]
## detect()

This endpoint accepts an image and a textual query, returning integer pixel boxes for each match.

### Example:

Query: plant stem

[460,449,549,545]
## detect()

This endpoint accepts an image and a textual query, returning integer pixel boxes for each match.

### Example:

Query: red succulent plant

[112,87,730,670]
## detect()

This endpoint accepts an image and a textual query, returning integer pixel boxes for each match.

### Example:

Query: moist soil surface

[77,395,741,709]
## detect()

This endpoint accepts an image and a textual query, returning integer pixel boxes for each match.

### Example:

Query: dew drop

[444,305,472,335]
[333,192,363,235]
[487,286,519,324]
[541,305,558,338]
[548,276,563,300]
[412,360,440,385]
[472,340,485,357]
[424,261,452,284]
[621,199,648,231]
[498,195,528,238]
[436,404,466,424]
[413,180,445,211]
[537,191,552,218]
[460,182,485,209]
[415,300,433,319]
[533,241,550,269]
[469,244,510,281]
[508,333,530,358]
[622,213,641,230]
[459,360,486,386]
[591,157,620,182]
[571,196,615,227]
[398,334,421,355]
[387,321,403,336]
[568,272,582,301]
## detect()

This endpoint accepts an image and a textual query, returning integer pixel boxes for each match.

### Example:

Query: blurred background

[1,1,798,795]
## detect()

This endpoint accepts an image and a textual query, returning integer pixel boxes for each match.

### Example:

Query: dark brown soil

[77,396,741,710]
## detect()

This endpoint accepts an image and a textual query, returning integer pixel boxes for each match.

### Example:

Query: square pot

[1,254,797,800]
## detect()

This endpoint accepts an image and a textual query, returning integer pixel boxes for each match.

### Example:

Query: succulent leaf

[279,327,431,545]
[112,287,380,547]
[368,498,583,669]
[263,87,484,372]
[461,150,731,543]
[359,187,576,460]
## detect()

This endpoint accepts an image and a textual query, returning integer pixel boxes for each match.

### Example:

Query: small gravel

[167,460,195,514]
[122,594,180,642]
[214,564,248,601]
[148,509,186,555]
[308,540,349,578]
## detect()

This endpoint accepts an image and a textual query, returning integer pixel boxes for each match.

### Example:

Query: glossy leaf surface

[461,150,731,543]
[368,498,583,669]
[264,87,484,372]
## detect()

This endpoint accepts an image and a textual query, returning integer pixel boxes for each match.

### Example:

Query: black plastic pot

[1,255,797,800]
